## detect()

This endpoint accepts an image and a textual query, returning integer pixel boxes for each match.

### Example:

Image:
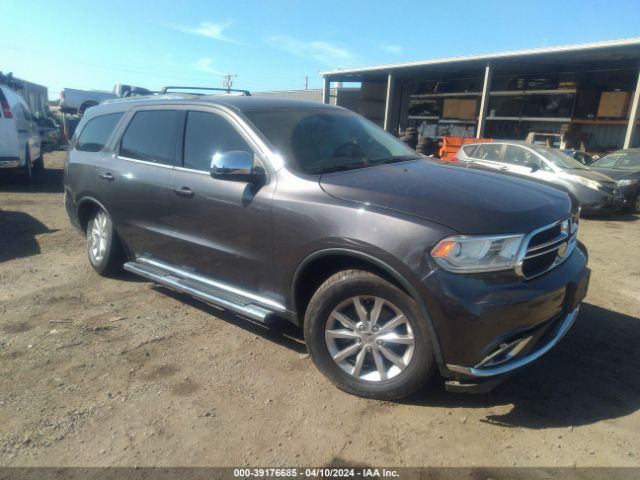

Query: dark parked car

[36,116,60,152]
[589,149,640,213]
[562,149,594,166]
[63,96,589,399]
[458,141,622,213]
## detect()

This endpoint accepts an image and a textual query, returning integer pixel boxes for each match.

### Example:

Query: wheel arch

[76,196,108,233]
[76,196,130,258]
[79,101,98,115]
[291,248,444,363]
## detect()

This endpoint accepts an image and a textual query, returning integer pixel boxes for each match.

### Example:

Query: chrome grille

[517,217,578,279]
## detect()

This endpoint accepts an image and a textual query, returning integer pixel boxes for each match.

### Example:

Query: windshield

[532,146,589,170]
[243,108,418,173]
[593,152,640,171]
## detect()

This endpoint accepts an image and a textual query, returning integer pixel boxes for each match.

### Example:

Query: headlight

[573,176,602,191]
[431,234,525,273]
[617,178,638,187]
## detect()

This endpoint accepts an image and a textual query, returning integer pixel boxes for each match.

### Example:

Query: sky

[2,0,640,100]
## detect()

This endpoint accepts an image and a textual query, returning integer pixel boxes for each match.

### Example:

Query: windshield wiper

[306,160,370,174]
[371,155,420,165]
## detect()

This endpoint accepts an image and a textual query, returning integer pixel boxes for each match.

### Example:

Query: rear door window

[473,144,503,162]
[182,111,252,171]
[504,145,536,166]
[462,145,478,157]
[75,113,123,152]
[120,110,179,165]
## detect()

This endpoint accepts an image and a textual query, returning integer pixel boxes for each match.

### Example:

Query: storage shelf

[408,116,477,123]
[490,89,576,96]
[439,118,477,123]
[410,92,481,99]
[571,118,638,126]
[486,116,572,122]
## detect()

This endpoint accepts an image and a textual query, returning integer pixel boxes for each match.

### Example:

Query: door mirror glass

[210,151,254,180]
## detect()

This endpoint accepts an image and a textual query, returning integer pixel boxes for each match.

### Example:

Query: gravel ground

[1,151,639,467]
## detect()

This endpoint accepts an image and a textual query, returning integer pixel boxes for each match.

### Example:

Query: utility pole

[305,76,308,90]
[223,74,238,91]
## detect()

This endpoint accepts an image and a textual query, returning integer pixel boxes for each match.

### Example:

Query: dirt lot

[1,151,639,468]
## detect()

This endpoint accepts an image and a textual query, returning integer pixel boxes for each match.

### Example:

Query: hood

[567,168,616,184]
[320,159,573,235]
[589,167,640,182]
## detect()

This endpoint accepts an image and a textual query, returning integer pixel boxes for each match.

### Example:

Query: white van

[0,84,42,180]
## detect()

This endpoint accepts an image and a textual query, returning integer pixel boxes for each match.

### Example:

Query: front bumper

[577,186,625,213]
[614,184,639,209]
[421,242,589,386]
[446,304,581,377]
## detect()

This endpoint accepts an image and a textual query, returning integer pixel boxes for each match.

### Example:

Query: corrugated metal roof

[321,37,640,77]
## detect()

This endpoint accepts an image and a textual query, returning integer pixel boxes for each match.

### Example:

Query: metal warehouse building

[320,38,640,152]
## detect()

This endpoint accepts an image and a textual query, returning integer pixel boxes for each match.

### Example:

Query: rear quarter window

[75,113,123,152]
[462,145,478,157]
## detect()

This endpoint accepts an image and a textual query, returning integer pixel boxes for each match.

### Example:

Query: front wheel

[632,194,640,214]
[87,209,124,276]
[304,270,435,400]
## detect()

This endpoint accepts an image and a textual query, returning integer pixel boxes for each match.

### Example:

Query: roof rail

[159,86,251,96]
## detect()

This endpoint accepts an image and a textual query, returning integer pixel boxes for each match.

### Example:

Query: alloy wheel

[324,296,416,381]
[89,211,109,263]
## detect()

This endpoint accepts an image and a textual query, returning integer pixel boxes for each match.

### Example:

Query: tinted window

[592,154,619,168]
[462,145,478,157]
[120,110,178,164]
[244,109,416,173]
[504,145,537,166]
[531,146,588,170]
[473,144,503,161]
[615,153,640,170]
[76,113,123,152]
[16,103,31,122]
[183,111,252,171]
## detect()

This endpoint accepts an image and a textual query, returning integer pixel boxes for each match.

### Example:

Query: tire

[304,270,435,400]
[79,102,97,116]
[22,148,33,181]
[86,209,124,276]
[632,194,640,214]
[33,151,44,171]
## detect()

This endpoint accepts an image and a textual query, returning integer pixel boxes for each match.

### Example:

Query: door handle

[171,186,195,198]
[99,172,115,181]
[499,166,509,171]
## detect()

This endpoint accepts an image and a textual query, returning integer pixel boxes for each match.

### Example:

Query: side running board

[123,260,277,324]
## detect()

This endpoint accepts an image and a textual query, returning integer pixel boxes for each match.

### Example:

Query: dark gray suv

[64,95,590,399]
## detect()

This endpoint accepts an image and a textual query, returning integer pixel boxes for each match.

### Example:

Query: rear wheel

[87,209,124,276]
[22,148,33,181]
[33,151,44,171]
[304,270,435,400]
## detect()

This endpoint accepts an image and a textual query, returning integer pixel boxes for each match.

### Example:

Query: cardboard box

[442,98,477,119]
[597,92,630,118]
[457,99,477,119]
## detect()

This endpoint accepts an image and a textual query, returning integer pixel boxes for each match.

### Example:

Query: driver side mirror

[210,151,256,181]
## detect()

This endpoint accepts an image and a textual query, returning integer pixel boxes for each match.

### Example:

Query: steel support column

[322,77,331,104]
[384,73,395,132]
[623,68,640,148]
[476,63,493,138]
